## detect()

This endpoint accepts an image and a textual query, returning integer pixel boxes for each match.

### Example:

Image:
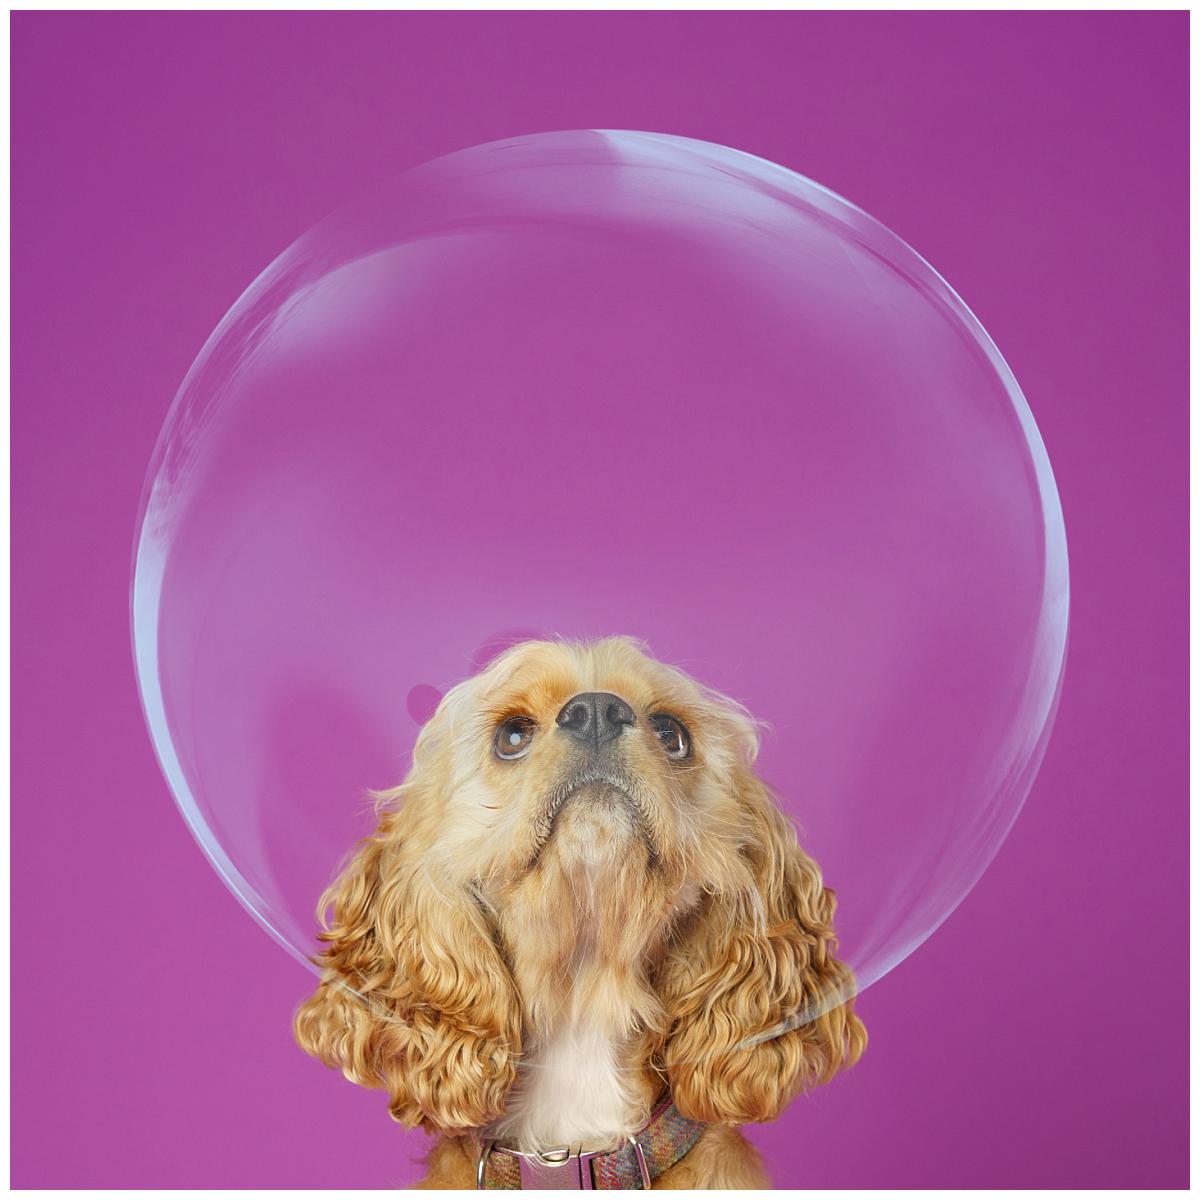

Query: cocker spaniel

[294,637,864,1188]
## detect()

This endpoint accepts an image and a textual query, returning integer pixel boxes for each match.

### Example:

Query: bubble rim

[128,129,1071,1009]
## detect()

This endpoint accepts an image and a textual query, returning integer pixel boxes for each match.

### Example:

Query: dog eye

[494,716,536,760]
[650,713,691,760]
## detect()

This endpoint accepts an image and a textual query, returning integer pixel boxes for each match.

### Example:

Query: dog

[294,637,864,1188]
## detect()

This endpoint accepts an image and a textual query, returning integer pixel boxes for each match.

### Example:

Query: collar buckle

[475,1093,693,1189]
[518,1146,595,1189]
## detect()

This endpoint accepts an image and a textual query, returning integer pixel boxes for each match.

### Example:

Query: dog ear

[293,776,520,1131]
[660,762,865,1124]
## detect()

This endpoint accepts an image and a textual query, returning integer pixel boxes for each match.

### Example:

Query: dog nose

[555,692,636,747]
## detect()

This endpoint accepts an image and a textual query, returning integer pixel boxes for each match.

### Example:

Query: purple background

[12,11,1187,1190]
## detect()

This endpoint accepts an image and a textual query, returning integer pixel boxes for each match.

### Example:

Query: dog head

[294,637,864,1130]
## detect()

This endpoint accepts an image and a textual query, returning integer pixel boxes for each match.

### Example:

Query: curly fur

[294,637,864,1187]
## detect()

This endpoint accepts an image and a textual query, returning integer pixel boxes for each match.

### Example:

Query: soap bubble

[132,131,1067,1044]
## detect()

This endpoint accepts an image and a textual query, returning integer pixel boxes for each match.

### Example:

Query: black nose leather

[555,692,636,747]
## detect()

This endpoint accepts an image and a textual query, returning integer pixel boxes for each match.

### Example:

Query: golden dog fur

[294,637,864,1187]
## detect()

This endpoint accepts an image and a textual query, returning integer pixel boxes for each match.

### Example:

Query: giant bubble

[132,130,1068,1030]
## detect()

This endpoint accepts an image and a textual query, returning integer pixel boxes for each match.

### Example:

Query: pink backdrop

[12,11,1188,1189]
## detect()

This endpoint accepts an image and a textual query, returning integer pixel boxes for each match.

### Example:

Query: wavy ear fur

[293,796,520,1131]
[660,764,865,1124]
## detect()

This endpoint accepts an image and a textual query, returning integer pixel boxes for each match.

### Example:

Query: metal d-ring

[476,1139,496,1189]
[628,1135,652,1189]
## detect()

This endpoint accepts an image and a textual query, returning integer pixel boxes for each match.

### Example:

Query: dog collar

[474,1095,705,1189]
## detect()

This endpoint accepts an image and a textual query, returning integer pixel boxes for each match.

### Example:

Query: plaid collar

[474,1095,705,1189]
